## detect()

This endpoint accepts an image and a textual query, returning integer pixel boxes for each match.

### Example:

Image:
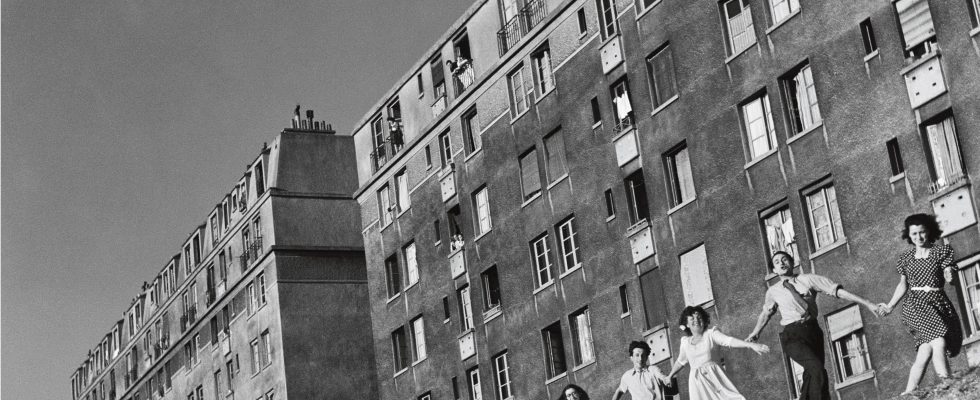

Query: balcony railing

[451,60,475,95]
[496,0,547,55]
[929,172,968,194]
[613,112,635,135]
[370,130,405,173]
[238,236,264,270]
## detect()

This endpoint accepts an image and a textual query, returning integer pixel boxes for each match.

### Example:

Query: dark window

[663,142,695,207]
[860,19,878,55]
[780,62,822,135]
[894,0,937,60]
[577,8,588,35]
[886,138,905,176]
[434,219,442,243]
[439,131,452,168]
[639,267,668,330]
[604,189,616,218]
[541,321,567,378]
[519,149,542,201]
[425,145,433,168]
[448,206,463,239]
[452,376,461,400]
[431,56,446,99]
[384,255,401,299]
[619,284,630,314]
[590,97,602,125]
[462,107,480,154]
[596,0,617,39]
[443,296,452,321]
[544,130,568,183]
[480,266,502,311]
[646,44,678,109]
[610,79,634,132]
[417,73,424,96]
[624,170,650,225]
[391,326,410,372]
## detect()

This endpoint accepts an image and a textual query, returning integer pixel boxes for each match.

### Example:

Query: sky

[1,0,475,398]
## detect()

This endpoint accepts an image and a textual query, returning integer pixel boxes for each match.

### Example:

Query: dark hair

[556,384,590,400]
[678,306,710,336]
[768,251,795,272]
[628,340,650,358]
[901,213,943,245]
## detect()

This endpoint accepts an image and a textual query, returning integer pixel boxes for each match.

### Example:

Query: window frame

[458,284,475,331]
[826,305,873,382]
[391,326,410,373]
[404,241,419,287]
[384,254,402,300]
[780,62,822,135]
[531,43,555,95]
[556,216,581,273]
[540,321,568,378]
[860,19,878,55]
[596,0,618,39]
[569,308,595,366]
[462,107,481,155]
[493,352,512,400]
[645,43,678,109]
[768,0,799,25]
[378,184,393,227]
[543,130,568,184]
[722,0,757,55]
[481,266,502,312]
[410,316,427,363]
[507,65,531,118]
[958,258,980,338]
[530,233,555,289]
[394,169,410,213]
[663,142,696,208]
[759,203,799,269]
[803,181,845,251]
[741,92,777,160]
[473,186,492,235]
[518,149,542,201]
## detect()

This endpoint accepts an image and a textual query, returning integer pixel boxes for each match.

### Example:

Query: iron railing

[496,0,547,55]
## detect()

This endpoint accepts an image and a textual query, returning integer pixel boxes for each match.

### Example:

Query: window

[543,131,568,183]
[378,184,393,226]
[452,33,474,95]
[457,285,474,331]
[394,169,410,213]
[624,170,650,225]
[442,296,452,321]
[860,19,878,55]
[604,189,616,219]
[958,259,980,337]
[556,217,580,272]
[493,352,512,400]
[722,0,757,55]
[541,321,567,378]
[246,282,256,314]
[886,138,905,176]
[473,187,492,235]
[569,308,595,366]
[619,284,631,315]
[434,219,442,244]
[664,143,695,207]
[679,244,714,306]
[439,131,453,168]
[210,214,219,245]
[410,316,427,362]
[530,234,554,289]
[923,116,965,192]
[742,93,777,159]
[804,182,844,250]
[970,0,980,28]
[417,73,424,97]
[760,205,799,265]
[596,0,617,39]
[462,108,481,154]
[576,8,587,35]
[185,339,198,366]
[256,272,267,307]
[481,266,502,311]
[183,244,193,276]
[385,254,401,299]
[781,62,822,135]
[404,242,419,287]
[391,326,410,372]
[532,44,554,94]
[610,79,634,132]
[371,116,386,168]
[894,0,937,60]
[507,66,531,117]
[519,150,541,201]
[425,145,433,168]
[646,44,678,109]
[590,97,602,126]
[431,56,447,101]
[254,162,265,196]
[452,376,461,400]
[827,306,872,381]
[468,367,484,400]
[768,0,799,24]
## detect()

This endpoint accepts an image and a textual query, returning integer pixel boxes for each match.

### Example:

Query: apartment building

[351,1,980,399]
[71,116,378,400]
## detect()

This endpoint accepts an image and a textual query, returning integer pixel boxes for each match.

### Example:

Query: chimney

[285,106,334,134]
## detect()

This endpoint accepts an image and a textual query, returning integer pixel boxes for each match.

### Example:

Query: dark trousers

[780,320,831,400]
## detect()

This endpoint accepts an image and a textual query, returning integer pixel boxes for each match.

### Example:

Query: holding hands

[749,343,770,355]
[876,303,893,316]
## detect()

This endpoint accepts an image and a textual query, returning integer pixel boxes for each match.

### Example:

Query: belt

[785,317,817,326]
[911,286,940,292]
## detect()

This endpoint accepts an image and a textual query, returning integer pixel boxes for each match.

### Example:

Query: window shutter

[640,268,668,330]
[827,305,863,341]
[896,0,935,49]
[680,245,714,306]
[520,151,541,197]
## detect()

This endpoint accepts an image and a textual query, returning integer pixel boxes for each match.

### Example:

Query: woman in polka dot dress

[880,213,963,395]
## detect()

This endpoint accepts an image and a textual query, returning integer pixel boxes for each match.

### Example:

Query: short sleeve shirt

[763,274,842,325]
[618,366,665,400]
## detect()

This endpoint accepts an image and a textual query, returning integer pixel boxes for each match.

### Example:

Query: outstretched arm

[837,288,885,317]
[881,275,908,314]
[712,329,769,355]
[746,307,775,342]
[665,346,688,381]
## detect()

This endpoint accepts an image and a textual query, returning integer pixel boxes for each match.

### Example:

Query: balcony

[440,167,457,202]
[451,59,475,95]
[496,0,547,55]
[902,52,946,109]
[627,219,655,264]
[370,130,405,173]
[238,236,264,270]
[458,330,476,360]
[431,95,447,117]
[371,143,388,173]
[449,247,466,279]
[613,112,635,136]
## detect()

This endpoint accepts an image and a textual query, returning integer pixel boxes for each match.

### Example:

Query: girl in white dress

[665,306,769,400]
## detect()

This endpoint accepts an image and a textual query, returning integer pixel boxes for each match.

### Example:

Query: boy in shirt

[611,341,668,400]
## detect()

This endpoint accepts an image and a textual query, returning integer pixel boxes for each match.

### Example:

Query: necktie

[783,279,815,321]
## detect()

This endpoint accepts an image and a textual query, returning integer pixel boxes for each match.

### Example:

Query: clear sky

[1,1,474,398]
